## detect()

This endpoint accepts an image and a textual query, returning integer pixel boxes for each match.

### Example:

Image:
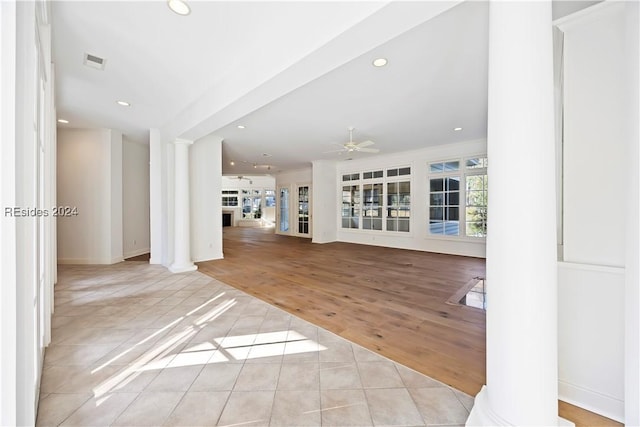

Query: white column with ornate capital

[467,1,569,425]
[169,138,197,273]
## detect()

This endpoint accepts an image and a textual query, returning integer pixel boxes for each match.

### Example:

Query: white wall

[190,134,223,262]
[1,1,56,424]
[312,160,337,243]
[556,3,631,422]
[561,3,626,268]
[557,262,625,420]
[110,131,123,261]
[123,138,150,258]
[57,128,124,264]
[624,2,640,425]
[0,4,18,424]
[336,140,487,258]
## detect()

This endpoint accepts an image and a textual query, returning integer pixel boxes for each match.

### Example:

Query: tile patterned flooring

[37,262,474,426]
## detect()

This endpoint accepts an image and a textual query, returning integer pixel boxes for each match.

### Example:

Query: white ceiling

[52,1,598,176]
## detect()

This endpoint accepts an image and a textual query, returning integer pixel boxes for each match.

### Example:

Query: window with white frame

[340,167,411,232]
[341,184,360,229]
[465,159,488,237]
[242,189,262,218]
[222,190,239,207]
[279,188,289,232]
[265,189,276,207]
[428,157,487,238]
[387,181,410,232]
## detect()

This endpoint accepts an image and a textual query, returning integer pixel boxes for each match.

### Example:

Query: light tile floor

[37,262,474,426]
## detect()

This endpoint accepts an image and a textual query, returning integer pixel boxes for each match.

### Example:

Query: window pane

[387,219,397,231]
[342,174,351,181]
[466,175,485,191]
[444,221,460,236]
[363,172,372,179]
[446,177,460,191]
[430,163,444,173]
[430,193,444,206]
[387,168,398,177]
[446,207,459,221]
[399,167,411,176]
[466,157,488,169]
[430,207,444,220]
[444,161,460,171]
[430,221,444,234]
[398,219,410,232]
[446,191,459,205]
[363,217,372,229]
[430,178,444,192]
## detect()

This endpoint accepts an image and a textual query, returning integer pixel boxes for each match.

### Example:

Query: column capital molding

[173,138,194,146]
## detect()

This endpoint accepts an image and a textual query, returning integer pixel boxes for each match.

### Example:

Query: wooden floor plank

[197,227,621,427]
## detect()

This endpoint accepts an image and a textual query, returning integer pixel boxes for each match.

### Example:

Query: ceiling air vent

[83,53,106,70]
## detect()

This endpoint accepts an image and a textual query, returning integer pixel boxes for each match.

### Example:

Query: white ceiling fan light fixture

[454,127,463,131]
[168,0,191,16]
[324,127,380,155]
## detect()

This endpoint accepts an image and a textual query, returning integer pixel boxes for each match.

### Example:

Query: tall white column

[467,1,568,425]
[169,138,197,273]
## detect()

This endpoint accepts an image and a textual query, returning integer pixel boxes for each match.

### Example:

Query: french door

[296,185,311,237]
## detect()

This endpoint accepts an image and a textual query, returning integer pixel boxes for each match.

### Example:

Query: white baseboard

[559,380,624,423]
[58,256,124,265]
[193,252,224,263]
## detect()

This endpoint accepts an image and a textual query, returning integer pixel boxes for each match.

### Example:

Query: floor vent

[446,276,487,310]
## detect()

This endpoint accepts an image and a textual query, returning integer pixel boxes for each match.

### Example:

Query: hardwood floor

[197,227,621,427]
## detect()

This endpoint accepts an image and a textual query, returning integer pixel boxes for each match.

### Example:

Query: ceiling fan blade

[356,140,375,148]
[357,147,380,153]
[323,148,347,154]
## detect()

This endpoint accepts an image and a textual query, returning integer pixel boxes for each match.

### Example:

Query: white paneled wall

[556,3,633,422]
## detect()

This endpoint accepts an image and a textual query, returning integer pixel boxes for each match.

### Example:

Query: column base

[466,386,575,427]
[168,263,197,274]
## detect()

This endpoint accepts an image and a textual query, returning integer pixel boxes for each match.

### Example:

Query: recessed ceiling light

[57,119,69,124]
[237,125,246,129]
[372,58,388,67]
[116,100,131,107]
[230,161,235,166]
[454,127,463,131]
[168,0,190,15]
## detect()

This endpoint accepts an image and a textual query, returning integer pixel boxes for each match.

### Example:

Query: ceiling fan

[232,176,253,184]
[326,127,380,154]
